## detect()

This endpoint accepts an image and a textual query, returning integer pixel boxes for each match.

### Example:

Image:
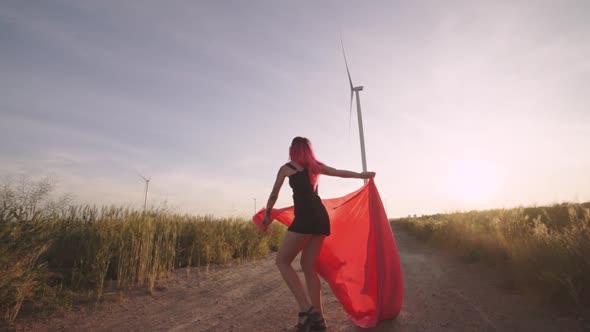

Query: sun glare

[444,159,501,209]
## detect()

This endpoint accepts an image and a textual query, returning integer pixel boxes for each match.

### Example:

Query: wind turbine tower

[341,38,368,184]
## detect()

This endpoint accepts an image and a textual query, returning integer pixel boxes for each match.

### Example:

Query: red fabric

[252,179,403,328]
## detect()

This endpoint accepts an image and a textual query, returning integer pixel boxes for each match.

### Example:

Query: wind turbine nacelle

[354,86,364,91]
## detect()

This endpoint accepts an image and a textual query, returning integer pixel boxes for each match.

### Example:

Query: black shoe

[308,311,327,331]
[295,306,315,332]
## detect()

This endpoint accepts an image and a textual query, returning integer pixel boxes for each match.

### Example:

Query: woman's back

[286,163,317,196]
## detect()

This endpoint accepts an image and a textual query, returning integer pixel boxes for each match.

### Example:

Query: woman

[262,136,375,331]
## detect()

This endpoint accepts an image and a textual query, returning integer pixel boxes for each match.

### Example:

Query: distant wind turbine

[341,37,368,184]
[137,172,150,210]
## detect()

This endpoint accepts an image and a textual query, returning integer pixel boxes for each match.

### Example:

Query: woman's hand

[360,171,376,179]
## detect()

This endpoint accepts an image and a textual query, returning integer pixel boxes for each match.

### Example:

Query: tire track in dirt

[17,228,588,331]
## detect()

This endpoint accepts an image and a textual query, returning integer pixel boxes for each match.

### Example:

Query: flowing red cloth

[252,179,403,328]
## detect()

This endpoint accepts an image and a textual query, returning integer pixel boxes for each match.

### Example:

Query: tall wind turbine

[341,38,368,184]
[137,173,150,210]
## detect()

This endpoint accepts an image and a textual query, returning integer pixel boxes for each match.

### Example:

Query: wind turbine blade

[134,169,148,182]
[340,38,354,91]
[348,89,354,140]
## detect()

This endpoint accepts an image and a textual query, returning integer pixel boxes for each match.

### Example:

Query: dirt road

[18,228,587,331]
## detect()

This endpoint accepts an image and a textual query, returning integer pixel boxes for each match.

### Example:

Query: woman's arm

[320,163,375,179]
[263,166,287,223]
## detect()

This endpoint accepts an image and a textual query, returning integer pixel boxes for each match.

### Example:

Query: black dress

[285,162,331,236]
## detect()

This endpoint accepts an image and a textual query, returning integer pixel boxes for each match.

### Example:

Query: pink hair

[289,137,323,190]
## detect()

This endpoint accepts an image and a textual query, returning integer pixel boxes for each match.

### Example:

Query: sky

[1,0,589,218]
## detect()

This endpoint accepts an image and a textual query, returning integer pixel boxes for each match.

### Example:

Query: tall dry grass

[0,178,285,324]
[392,203,590,315]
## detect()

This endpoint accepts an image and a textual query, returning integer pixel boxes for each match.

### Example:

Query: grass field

[391,202,590,316]
[0,178,285,324]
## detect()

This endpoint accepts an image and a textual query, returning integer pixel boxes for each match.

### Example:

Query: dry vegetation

[0,177,285,325]
[4,175,589,324]
[391,202,590,316]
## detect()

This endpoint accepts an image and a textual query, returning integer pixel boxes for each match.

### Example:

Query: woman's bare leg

[276,231,312,311]
[300,235,326,314]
